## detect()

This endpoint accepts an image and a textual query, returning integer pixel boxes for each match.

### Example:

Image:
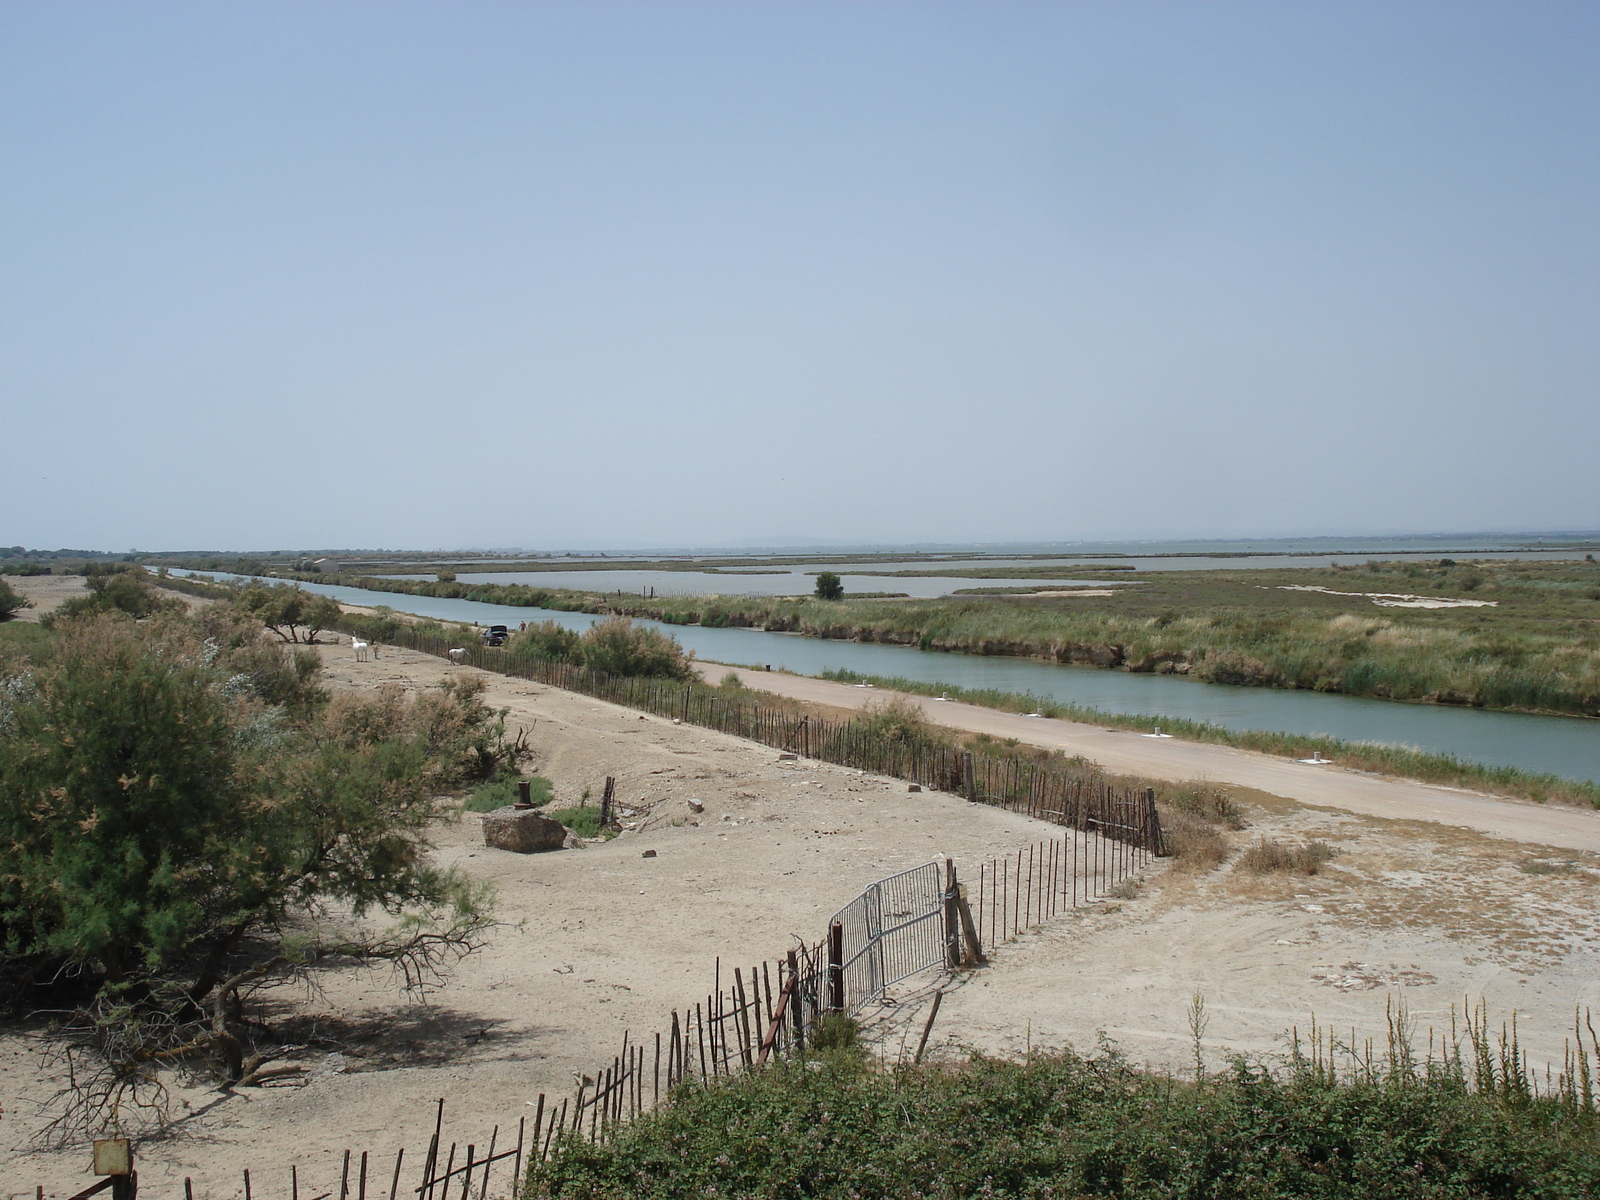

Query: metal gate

[829,860,947,1013]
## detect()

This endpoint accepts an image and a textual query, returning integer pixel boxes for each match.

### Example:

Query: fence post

[942,859,961,969]
[827,921,845,1013]
[786,949,804,1045]
[600,777,615,828]
[956,877,985,965]
[962,753,977,802]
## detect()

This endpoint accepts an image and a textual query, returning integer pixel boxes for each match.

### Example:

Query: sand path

[697,663,1600,852]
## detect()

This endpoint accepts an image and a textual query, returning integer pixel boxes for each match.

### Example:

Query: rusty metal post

[827,921,845,1013]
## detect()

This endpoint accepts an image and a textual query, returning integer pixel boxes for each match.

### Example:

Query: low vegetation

[541,804,612,839]
[505,616,697,679]
[1239,837,1338,875]
[464,775,555,813]
[40,565,183,627]
[528,1009,1600,1199]
[612,559,1600,712]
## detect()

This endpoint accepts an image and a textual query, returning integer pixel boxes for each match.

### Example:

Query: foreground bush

[0,611,519,1137]
[530,1045,1600,1199]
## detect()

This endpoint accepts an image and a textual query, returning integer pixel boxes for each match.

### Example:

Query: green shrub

[808,1013,861,1051]
[465,775,554,813]
[42,568,180,627]
[234,584,343,643]
[0,622,54,666]
[543,804,611,838]
[529,1044,1600,1199]
[579,617,695,679]
[814,571,844,600]
[0,578,27,621]
[509,620,584,665]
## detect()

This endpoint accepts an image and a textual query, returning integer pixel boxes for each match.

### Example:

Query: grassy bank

[816,668,1600,808]
[620,559,1600,717]
[529,1018,1600,1199]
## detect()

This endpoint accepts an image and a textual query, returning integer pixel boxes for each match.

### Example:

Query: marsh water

[378,540,1597,599]
[173,570,1600,784]
[383,568,1131,599]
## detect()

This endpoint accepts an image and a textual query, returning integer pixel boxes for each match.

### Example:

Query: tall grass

[816,668,1600,808]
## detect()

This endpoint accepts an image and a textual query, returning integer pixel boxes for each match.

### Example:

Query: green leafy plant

[579,616,695,679]
[0,612,512,1137]
[543,804,612,839]
[530,1010,1600,1199]
[0,578,28,620]
[814,571,844,600]
[464,775,554,813]
[508,620,584,665]
[42,567,180,627]
[235,584,343,643]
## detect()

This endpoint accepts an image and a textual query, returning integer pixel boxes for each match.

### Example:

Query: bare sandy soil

[7,637,1600,1198]
[5,574,89,621]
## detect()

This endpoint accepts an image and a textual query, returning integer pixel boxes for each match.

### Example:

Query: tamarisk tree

[0,611,513,1137]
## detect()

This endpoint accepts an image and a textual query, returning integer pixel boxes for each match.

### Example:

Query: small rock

[687,799,705,813]
[482,806,567,854]
[778,752,797,761]
[308,1052,348,1081]
[908,784,922,793]
[641,849,657,858]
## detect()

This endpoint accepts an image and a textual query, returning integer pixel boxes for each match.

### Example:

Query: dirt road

[697,663,1600,853]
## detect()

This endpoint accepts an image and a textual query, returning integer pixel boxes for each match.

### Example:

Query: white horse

[351,638,370,662]
[448,647,469,664]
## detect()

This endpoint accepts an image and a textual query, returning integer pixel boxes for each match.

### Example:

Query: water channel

[172,571,1600,784]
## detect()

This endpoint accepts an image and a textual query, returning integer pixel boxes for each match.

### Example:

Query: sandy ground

[6,630,1600,1197]
[5,573,90,621]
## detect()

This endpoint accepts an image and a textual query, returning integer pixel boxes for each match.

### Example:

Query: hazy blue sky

[3,2,1596,552]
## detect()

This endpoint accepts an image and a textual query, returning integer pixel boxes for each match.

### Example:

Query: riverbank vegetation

[626,559,1600,717]
[254,560,1600,718]
[528,1006,1600,1199]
